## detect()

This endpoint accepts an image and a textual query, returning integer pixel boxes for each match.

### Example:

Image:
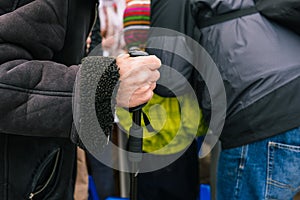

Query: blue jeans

[217,127,300,200]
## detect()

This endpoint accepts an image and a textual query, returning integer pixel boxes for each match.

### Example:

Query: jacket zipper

[28,150,60,200]
[3,134,8,200]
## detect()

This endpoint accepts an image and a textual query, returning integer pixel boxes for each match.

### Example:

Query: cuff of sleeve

[72,56,120,150]
[94,57,120,137]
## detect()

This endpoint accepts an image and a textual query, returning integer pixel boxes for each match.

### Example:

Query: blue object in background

[104,185,210,200]
[199,184,211,200]
[88,176,100,200]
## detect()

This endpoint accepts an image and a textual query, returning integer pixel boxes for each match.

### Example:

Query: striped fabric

[123,0,150,49]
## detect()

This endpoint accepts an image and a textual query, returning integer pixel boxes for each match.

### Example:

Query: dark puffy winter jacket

[0,0,110,199]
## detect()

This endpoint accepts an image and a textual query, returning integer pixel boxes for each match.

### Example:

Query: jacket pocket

[28,148,61,200]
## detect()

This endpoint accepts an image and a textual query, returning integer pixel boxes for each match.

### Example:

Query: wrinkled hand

[116,54,161,108]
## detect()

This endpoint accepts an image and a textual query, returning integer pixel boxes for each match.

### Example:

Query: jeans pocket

[266,142,300,200]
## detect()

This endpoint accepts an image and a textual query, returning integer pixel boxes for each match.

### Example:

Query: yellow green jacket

[116,93,207,155]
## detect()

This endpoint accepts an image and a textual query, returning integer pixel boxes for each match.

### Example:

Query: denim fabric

[217,127,300,200]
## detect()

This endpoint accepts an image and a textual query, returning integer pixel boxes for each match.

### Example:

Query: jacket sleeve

[0,0,118,140]
[0,0,75,138]
[147,0,200,97]
[0,60,79,138]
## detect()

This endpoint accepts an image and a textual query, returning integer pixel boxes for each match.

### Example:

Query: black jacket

[0,0,106,199]
[150,0,300,149]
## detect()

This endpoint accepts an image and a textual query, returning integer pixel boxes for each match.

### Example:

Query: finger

[131,55,161,70]
[130,90,154,107]
[133,84,152,95]
[149,82,157,91]
[148,70,160,82]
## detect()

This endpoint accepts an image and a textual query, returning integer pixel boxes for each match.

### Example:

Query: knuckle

[155,70,160,80]
[144,90,153,101]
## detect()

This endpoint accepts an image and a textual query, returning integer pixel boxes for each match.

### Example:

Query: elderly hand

[116,53,161,108]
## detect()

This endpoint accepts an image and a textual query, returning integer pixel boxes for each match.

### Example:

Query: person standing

[190,0,300,199]
[0,0,160,199]
[117,0,207,199]
[99,0,126,56]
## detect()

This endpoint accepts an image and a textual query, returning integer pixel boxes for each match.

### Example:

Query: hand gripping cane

[127,49,149,200]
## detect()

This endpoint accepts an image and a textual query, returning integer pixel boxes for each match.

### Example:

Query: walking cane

[127,49,149,200]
